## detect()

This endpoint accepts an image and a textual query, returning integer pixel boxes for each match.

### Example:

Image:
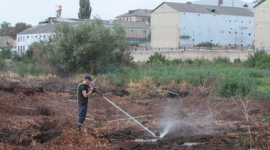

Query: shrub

[0,59,4,70]
[147,53,168,65]
[184,59,194,65]
[213,56,231,65]
[170,59,183,65]
[0,47,12,59]
[234,58,242,64]
[218,76,255,97]
[244,50,270,69]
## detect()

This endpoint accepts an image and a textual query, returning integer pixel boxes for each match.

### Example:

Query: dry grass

[127,77,161,99]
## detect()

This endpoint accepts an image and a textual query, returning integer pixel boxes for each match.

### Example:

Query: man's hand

[89,87,94,93]
[82,87,94,98]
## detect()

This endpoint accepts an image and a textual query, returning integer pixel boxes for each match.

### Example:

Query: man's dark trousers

[77,101,88,125]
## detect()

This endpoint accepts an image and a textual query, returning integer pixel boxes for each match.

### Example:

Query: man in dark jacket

[76,75,94,131]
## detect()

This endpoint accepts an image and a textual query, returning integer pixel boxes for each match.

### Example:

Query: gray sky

[0,0,254,26]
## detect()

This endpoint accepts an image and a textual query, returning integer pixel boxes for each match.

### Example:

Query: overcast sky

[0,0,254,26]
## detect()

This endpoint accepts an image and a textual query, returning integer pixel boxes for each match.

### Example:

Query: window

[249,33,251,36]
[229,20,231,22]
[235,32,237,34]
[222,31,224,33]
[27,36,29,38]
[198,14,200,16]
[229,31,231,34]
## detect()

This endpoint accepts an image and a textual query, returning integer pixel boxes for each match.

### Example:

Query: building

[17,24,54,53]
[194,0,256,10]
[114,21,150,44]
[254,0,270,50]
[115,9,151,24]
[0,36,14,48]
[151,2,254,48]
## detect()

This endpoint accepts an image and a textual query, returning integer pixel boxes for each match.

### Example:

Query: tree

[5,22,32,39]
[34,18,133,76]
[0,22,11,36]
[78,0,92,19]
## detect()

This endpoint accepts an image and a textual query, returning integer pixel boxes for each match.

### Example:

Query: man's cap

[84,75,92,81]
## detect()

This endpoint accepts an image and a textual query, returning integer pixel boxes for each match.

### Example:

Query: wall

[255,0,270,50]
[125,28,150,40]
[130,50,257,62]
[179,12,254,47]
[151,3,180,48]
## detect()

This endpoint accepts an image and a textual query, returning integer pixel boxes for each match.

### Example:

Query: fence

[127,47,262,62]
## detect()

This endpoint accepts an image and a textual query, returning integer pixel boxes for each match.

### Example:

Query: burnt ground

[0,77,270,150]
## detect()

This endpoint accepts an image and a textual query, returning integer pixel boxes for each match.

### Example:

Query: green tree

[0,47,12,59]
[0,22,11,36]
[34,18,132,76]
[78,0,92,19]
[5,22,32,39]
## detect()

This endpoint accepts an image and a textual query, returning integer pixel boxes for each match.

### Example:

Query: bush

[0,58,4,69]
[244,50,270,69]
[213,56,231,65]
[147,53,168,65]
[218,76,255,97]
[170,59,183,65]
[0,47,12,59]
[184,59,194,65]
[234,58,242,64]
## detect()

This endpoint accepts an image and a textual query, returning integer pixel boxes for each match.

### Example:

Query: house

[115,9,151,24]
[0,36,14,48]
[254,0,270,50]
[114,21,150,44]
[17,24,54,53]
[194,0,256,10]
[151,2,254,48]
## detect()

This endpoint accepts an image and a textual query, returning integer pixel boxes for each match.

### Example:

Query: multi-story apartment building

[254,0,270,50]
[151,2,254,48]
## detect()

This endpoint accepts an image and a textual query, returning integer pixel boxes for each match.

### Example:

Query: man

[76,75,94,131]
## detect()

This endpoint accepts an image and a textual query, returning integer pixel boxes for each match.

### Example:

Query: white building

[151,2,254,48]
[17,24,54,53]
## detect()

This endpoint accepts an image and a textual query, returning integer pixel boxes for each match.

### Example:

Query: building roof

[18,24,55,35]
[194,0,255,9]
[0,36,13,42]
[152,2,254,17]
[116,9,152,18]
[114,21,150,29]
[254,0,265,8]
